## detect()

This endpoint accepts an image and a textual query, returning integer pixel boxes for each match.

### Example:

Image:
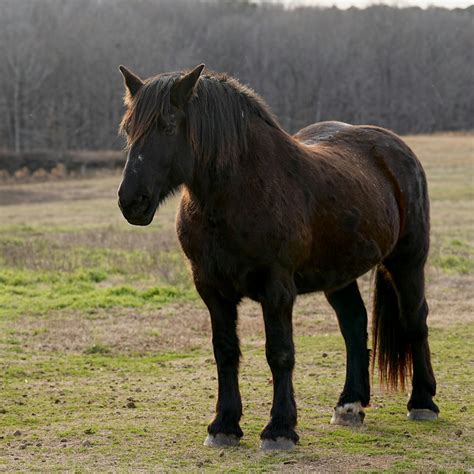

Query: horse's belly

[296,180,401,292]
[295,261,373,293]
[296,222,398,293]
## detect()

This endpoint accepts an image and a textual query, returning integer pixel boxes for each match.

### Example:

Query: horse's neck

[187,121,306,207]
[246,121,308,171]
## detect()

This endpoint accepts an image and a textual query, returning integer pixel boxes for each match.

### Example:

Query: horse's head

[117,64,204,225]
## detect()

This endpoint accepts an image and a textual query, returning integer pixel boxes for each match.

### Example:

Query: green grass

[0,228,196,325]
[84,343,112,355]
[433,255,473,274]
[0,267,194,318]
[431,238,474,274]
[0,223,195,317]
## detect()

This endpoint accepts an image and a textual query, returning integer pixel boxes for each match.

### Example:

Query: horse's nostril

[137,194,150,204]
[118,193,150,212]
[131,194,151,213]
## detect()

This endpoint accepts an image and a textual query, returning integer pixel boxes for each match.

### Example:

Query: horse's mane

[120,69,282,167]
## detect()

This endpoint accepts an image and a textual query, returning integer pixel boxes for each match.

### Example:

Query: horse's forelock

[119,74,176,146]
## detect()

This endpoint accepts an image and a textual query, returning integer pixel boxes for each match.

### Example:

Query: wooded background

[0,0,472,152]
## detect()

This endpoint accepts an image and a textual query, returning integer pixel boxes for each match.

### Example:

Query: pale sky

[266,0,472,8]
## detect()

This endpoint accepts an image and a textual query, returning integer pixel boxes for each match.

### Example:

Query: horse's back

[293,121,353,145]
[294,122,428,220]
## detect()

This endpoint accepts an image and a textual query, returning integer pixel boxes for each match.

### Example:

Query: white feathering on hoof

[333,402,363,415]
[260,437,296,451]
[407,409,438,421]
[331,402,365,426]
[204,433,240,447]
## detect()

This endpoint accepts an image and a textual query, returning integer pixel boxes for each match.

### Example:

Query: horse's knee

[212,338,240,368]
[265,344,295,371]
[263,288,295,314]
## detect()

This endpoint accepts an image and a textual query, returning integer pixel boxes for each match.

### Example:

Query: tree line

[0,0,472,152]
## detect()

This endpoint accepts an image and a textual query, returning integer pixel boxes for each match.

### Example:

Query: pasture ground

[0,134,473,472]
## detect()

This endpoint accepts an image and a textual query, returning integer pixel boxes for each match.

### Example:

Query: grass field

[0,134,473,472]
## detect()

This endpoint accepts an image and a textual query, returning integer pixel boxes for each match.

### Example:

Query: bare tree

[0,0,471,152]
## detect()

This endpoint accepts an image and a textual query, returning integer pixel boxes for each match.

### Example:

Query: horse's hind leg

[383,257,439,420]
[325,281,370,426]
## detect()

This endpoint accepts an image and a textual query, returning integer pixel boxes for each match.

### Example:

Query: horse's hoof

[407,409,438,421]
[331,402,365,427]
[204,433,240,447]
[260,437,296,451]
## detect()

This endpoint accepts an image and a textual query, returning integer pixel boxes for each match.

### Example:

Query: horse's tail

[371,266,412,390]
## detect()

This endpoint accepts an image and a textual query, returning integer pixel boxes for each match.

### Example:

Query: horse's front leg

[260,274,299,450]
[196,282,243,447]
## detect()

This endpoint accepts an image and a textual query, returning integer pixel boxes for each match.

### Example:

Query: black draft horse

[117,64,438,450]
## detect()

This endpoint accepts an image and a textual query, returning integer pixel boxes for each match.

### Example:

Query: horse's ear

[171,64,205,108]
[119,65,143,97]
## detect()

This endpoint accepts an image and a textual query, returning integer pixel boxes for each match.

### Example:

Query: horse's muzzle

[118,192,156,226]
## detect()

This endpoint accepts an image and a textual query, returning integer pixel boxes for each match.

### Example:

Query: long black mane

[120,70,282,167]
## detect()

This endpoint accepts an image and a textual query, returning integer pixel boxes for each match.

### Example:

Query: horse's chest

[179,225,260,300]
[177,206,249,274]
[176,200,302,297]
